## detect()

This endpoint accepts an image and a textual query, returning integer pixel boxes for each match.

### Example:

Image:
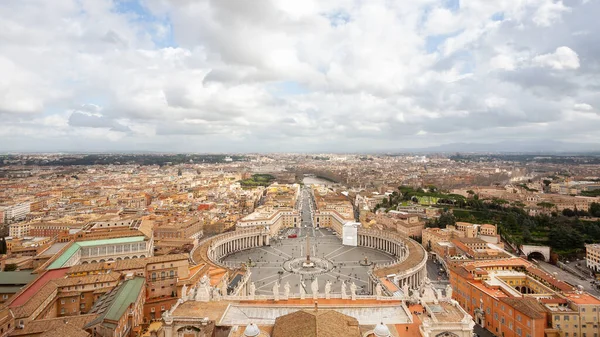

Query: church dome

[244,323,261,337]
[373,322,391,337]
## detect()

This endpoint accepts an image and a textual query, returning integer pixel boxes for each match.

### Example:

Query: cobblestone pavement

[223,228,395,295]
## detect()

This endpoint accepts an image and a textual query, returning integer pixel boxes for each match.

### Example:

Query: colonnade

[206,229,270,265]
[358,229,427,291]
[358,233,406,258]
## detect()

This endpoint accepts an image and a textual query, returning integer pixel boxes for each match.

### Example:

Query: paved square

[223,227,395,295]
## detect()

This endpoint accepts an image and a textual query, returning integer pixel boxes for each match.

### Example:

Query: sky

[1,0,599,153]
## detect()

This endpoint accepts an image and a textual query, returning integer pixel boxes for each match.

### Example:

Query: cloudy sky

[1,0,599,153]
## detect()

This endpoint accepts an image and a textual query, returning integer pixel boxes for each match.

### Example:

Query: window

[517,328,522,336]
[71,299,75,303]
[161,306,165,311]
[501,317,505,324]
[509,322,513,330]
[565,315,570,321]
[60,300,65,304]
[494,313,498,320]
[60,308,65,314]
[517,315,522,322]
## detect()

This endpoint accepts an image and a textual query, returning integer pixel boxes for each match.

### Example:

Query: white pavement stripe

[258,247,290,261]
[328,246,357,260]
[269,246,293,259]
[324,245,345,259]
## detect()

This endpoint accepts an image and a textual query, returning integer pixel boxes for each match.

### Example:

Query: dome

[244,323,261,337]
[373,322,391,337]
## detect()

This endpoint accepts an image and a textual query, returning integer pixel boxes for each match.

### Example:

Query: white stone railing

[222,293,407,302]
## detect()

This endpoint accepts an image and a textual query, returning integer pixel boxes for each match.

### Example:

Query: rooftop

[86,277,145,328]
[47,236,146,270]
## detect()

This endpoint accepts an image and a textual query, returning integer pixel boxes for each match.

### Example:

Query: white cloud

[532,46,580,70]
[574,103,593,111]
[0,0,598,152]
[490,55,516,71]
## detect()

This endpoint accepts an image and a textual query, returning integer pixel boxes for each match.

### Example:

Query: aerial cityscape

[2,0,600,337]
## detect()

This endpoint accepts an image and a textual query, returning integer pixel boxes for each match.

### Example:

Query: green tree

[436,212,456,229]
[590,202,600,217]
[522,228,533,243]
[549,226,584,250]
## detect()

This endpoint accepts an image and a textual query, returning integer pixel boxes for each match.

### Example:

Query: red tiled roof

[9,268,68,307]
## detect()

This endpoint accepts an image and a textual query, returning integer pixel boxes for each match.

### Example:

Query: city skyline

[1,0,599,153]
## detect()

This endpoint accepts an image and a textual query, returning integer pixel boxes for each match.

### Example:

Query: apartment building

[586,244,600,273]
[1,203,31,223]
[85,277,146,337]
[447,258,595,337]
[8,223,30,239]
[236,206,299,235]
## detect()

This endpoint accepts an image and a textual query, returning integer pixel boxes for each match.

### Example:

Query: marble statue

[324,280,332,299]
[300,280,306,299]
[350,282,357,300]
[311,277,319,299]
[181,284,188,301]
[402,283,409,297]
[284,282,290,298]
[200,274,209,285]
[341,281,348,299]
[445,284,453,299]
[436,288,443,299]
[420,277,437,302]
[273,281,280,301]
[375,283,382,297]
[212,287,221,301]
[221,281,228,297]
[249,282,256,298]
[195,280,211,302]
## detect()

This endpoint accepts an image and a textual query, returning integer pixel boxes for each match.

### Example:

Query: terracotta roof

[373,239,426,278]
[499,297,548,319]
[272,309,361,337]
[525,266,574,292]
[9,268,68,307]
[66,254,189,274]
[10,313,97,336]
